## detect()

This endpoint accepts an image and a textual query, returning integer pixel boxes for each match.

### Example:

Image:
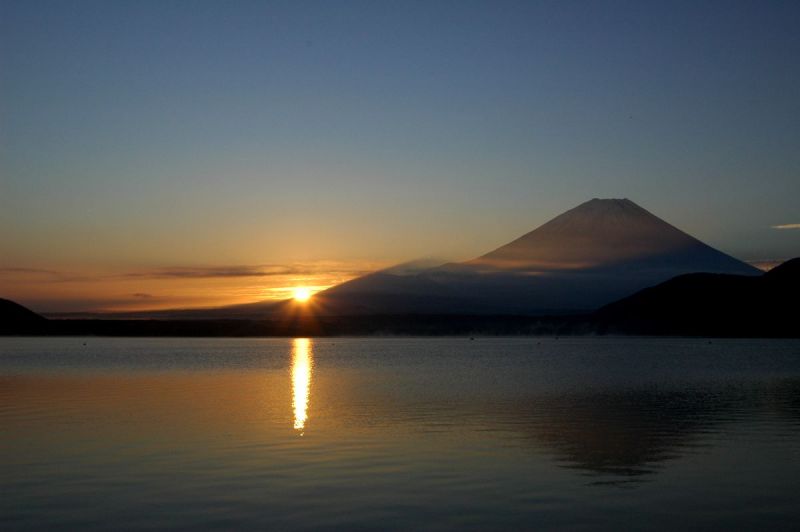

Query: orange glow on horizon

[0,260,391,313]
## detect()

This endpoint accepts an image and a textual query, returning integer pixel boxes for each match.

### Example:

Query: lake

[2,337,800,530]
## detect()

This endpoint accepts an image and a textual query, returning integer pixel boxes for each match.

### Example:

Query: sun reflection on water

[291,338,313,433]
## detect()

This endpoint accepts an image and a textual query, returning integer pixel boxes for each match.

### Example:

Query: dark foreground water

[2,337,800,530]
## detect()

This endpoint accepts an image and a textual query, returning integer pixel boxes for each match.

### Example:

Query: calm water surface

[2,337,800,530]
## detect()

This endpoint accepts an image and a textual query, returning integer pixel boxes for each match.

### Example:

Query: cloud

[0,267,60,275]
[1,261,380,284]
[132,293,154,298]
[122,265,284,279]
[772,223,800,230]
[0,267,91,282]
[121,262,375,280]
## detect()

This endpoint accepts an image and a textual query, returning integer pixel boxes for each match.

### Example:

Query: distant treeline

[3,312,797,338]
[3,314,597,337]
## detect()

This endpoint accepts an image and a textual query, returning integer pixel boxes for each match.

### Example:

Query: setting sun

[293,287,312,302]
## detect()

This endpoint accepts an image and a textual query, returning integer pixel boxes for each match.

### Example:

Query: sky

[1,0,799,312]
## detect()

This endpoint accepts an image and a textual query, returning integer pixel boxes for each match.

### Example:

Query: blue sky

[1,0,799,310]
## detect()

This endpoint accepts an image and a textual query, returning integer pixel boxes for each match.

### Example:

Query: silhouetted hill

[0,298,47,334]
[762,256,800,283]
[596,258,799,337]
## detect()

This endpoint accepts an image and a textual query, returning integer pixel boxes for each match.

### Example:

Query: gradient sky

[2,0,799,312]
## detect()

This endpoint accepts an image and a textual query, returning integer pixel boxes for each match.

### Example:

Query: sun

[292,287,312,302]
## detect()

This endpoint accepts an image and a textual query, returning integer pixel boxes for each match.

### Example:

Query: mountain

[0,298,47,334]
[465,198,755,274]
[596,257,799,336]
[309,199,759,315]
[82,198,759,320]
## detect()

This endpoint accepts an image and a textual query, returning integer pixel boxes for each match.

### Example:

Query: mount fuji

[308,198,759,315]
[98,198,759,319]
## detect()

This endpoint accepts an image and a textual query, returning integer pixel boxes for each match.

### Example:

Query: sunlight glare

[293,287,312,302]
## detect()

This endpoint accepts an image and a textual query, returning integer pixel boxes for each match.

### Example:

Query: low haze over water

[2,337,800,530]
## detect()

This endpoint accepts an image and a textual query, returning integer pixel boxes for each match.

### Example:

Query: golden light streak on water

[291,338,313,432]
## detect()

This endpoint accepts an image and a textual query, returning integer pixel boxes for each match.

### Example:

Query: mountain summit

[315,199,758,315]
[465,198,757,275]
